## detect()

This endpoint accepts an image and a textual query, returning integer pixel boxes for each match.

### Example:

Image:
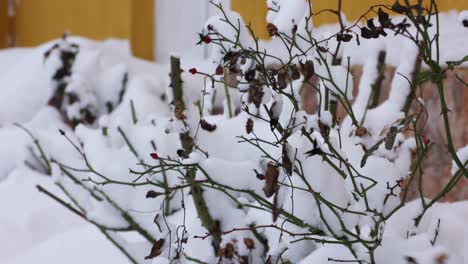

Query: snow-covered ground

[0,5,467,264]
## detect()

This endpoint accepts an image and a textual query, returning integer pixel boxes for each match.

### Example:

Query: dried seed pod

[267,23,278,37]
[277,71,288,90]
[355,126,367,137]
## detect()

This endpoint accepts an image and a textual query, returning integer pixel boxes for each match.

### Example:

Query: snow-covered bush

[7,1,468,264]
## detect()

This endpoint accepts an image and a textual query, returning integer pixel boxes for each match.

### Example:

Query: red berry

[421,134,430,146]
[150,153,159,159]
[202,35,212,44]
[189,68,197,75]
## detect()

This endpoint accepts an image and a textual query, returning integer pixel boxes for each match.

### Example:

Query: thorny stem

[170,56,222,252]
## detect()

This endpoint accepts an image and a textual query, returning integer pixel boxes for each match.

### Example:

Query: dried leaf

[300,60,315,81]
[146,190,165,199]
[391,0,410,14]
[245,69,256,82]
[272,190,280,222]
[367,18,377,30]
[318,120,330,136]
[145,239,165,259]
[263,163,279,197]
[246,118,254,134]
[336,33,353,42]
[361,27,379,39]
[435,254,448,264]
[290,66,301,80]
[378,8,392,28]
[215,65,224,75]
[224,243,235,259]
[200,119,217,132]
[404,256,418,264]
[385,126,398,150]
[282,143,293,175]
[277,71,288,90]
[243,238,255,250]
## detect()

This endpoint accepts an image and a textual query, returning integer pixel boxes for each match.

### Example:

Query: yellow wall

[9,0,153,60]
[131,0,154,60]
[232,0,468,39]
[0,0,8,48]
[3,0,466,59]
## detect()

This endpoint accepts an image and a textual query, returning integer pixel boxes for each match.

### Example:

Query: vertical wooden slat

[231,0,269,39]
[0,0,8,48]
[14,0,131,46]
[131,0,154,60]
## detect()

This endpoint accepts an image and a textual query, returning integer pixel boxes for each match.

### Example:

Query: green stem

[170,56,222,252]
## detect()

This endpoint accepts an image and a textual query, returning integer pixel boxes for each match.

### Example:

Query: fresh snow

[0,6,467,264]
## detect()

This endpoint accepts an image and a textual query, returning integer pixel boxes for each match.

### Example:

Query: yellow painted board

[131,0,154,60]
[14,0,131,47]
[11,0,154,60]
[232,0,468,39]
[231,0,270,39]
[0,0,8,48]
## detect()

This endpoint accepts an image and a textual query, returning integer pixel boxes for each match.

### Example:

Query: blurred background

[1,0,467,62]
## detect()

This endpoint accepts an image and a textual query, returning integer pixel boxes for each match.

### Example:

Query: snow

[458,10,468,27]
[452,146,468,176]
[0,5,467,264]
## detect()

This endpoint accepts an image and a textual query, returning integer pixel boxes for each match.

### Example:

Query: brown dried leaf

[290,66,301,81]
[243,238,255,250]
[300,60,315,81]
[200,119,217,132]
[318,120,330,137]
[224,243,235,259]
[263,163,279,197]
[146,190,165,199]
[435,254,448,264]
[336,33,353,42]
[215,65,224,75]
[391,0,410,14]
[282,143,293,175]
[272,190,280,222]
[246,118,254,134]
[145,239,165,259]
